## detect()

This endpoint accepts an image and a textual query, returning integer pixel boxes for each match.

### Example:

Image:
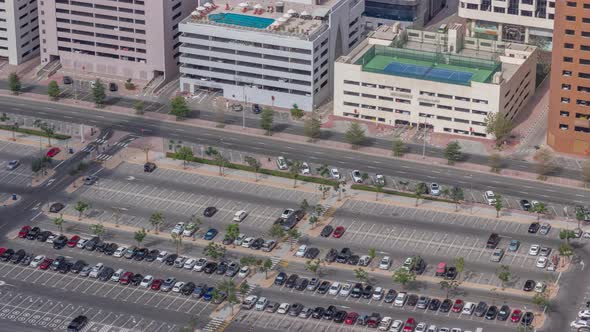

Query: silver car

[6,160,20,170]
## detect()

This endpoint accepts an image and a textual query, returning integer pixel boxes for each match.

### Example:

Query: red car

[18,226,31,238]
[151,279,163,290]
[333,226,346,238]
[451,299,464,313]
[39,258,53,270]
[46,147,61,158]
[120,271,133,285]
[66,235,80,247]
[403,317,416,332]
[344,312,358,325]
[511,309,523,323]
[0,248,7,256]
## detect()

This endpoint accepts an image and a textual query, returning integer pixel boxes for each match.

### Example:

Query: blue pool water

[209,13,275,29]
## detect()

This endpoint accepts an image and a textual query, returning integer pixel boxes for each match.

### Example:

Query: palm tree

[149,212,164,234]
[53,217,64,233]
[171,232,183,255]
[217,279,239,314]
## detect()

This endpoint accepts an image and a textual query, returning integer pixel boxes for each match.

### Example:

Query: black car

[324,248,338,263]
[50,256,65,271]
[312,307,325,319]
[103,243,118,255]
[84,237,100,251]
[250,238,264,250]
[323,305,336,320]
[285,274,299,288]
[49,203,65,213]
[274,272,287,286]
[295,278,309,291]
[317,281,331,294]
[252,104,261,114]
[520,200,532,211]
[347,255,360,265]
[203,262,217,274]
[63,76,73,85]
[67,315,88,332]
[181,282,196,295]
[71,260,87,274]
[134,248,149,261]
[216,261,229,275]
[350,283,363,298]
[384,289,397,303]
[288,303,304,316]
[485,305,498,320]
[0,249,14,261]
[497,305,511,321]
[27,227,41,240]
[406,294,419,306]
[164,254,178,265]
[109,82,118,92]
[144,162,156,173]
[53,235,68,249]
[20,254,33,266]
[130,273,143,286]
[95,241,107,253]
[204,206,218,217]
[474,301,488,317]
[445,267,457,280]
[333,310,347,323]
[193,283,207,298]
[10,249,25,264]
[98,267,115,281]
[145,249,159,262]
[36,231,52,242]
[528,222,540,233]
[336,248,352,263]
[440,299,453,312]
[320,225,333,237]
[58,261,73,274]
[523,280,535,291]
[362,285,373,299]
[521,312,534,326]
[428,298,441,311]
[304,247,319,259]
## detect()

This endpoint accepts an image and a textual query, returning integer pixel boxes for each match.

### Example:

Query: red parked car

[18,226,31,238]
[0,248,7,256]
[452,299,464,313]
[511,309,523,323]
[151,279,163,290]
[46,147,61,158]
[66,235,80,247]
[344,312,358,325]
[333,226,346,238]
[403,317,416,332]
[39,258,53,270]
[120,271,134,285]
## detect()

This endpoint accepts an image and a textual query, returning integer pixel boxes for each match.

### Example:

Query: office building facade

[0,0,40,65]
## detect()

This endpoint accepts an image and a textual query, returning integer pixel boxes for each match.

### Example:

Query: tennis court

[384,62,474,84]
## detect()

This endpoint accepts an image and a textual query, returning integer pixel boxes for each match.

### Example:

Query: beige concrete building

[333,23,538,138]
[0,0,40,65]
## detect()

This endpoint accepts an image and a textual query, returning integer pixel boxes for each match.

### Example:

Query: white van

[462,302,476,315]
[233,210,248,222]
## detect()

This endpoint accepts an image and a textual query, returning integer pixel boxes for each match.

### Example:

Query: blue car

[203,287,215,301]
[203,228,218,240]
[192,283,207,298]
[508,239,520,252]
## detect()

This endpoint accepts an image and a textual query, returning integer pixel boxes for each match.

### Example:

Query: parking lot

[0,289,180,332]
[65,162,319,233]
[0,141,37,187]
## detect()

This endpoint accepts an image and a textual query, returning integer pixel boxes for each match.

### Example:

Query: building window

[581,59,590,65]
[566,16,576,22]
[565,29,575,35]
[564,43,574,49]
[562,84,571,90]
[560,124,569,130]
[564,70,573,77]
[564,57,573,62]
[567,1,577,6]
[561,97,570,103]
[560,111,570,117]
[583,31,590,38]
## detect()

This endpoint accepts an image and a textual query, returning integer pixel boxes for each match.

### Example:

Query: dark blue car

[203,228,218,240]
[203,287,215,301]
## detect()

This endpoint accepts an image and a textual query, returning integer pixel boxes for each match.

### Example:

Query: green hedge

[0,125,71,140]
[351,184,455,203]
[166,152,339,186]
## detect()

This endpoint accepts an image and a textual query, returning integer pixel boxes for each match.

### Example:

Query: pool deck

[364,54,494,83]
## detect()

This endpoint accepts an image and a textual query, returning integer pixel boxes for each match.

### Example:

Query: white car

[156,251,168,262]
[484,191,496,205]
[330,168,340,180]
[379,256,391,270]
[238,266,250,278]
[375,174,385,186]
[571,320,590,329]
[6,160,20,170]
[281,209,295,219]
[390,320,403,332]
[46,234,56,243]
[378,317,392,331]
[276,156,288,170]
[415,323,428,332]
[372,287,384,300]
[295,245,307,258]
[113,246,127,258]
[111,269,125,282]
[140,275,153,288]
[30,255,45,268]
[579,310,590,319]
[425,325,437,332]
[339,283,352,297]
[300,162,310,175]
[277,303,290,314]
[351,170,363,183]
[184,258,197,269]
[241,237,255,248]
[536,256,548,268]
[462,302,475,315]
[255,297,268,311]
[76,239,89,249]
[534,281,546,293]
[194,258,207,272]
[529,244,540,256]
[171,222,185,235]
[438,329,450,332]
[328,282,341,295]
[233,210,248,222]
[172,281,185,293]
[430,183,440,196]
[539,223,551,235]
[394,292,407,306]
[450,329,462,332]
[234,233,246,246]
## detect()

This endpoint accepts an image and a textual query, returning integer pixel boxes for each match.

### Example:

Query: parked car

[144,162,156,172]
[276,156,288,170]
[203,206,218,217]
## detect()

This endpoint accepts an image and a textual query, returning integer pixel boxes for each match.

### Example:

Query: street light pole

[421,115,427,159]
[242,84,246,129]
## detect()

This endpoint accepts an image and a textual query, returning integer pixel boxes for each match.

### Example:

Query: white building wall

[0,0,40,65]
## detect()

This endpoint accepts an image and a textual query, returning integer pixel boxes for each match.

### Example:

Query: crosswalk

[94,138,108,144]
[82,145,96,153]
[202,317,227,332]
[269,257,283,270]
[96,154,112,161]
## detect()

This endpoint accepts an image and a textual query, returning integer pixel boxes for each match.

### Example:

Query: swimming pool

[208,13,275,29]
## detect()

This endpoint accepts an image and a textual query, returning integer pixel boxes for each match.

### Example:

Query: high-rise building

[547,0,590,156]
[458,0,554,48]
[38,0,196,83]
[0,0,40,65]
[364,0,444,29]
